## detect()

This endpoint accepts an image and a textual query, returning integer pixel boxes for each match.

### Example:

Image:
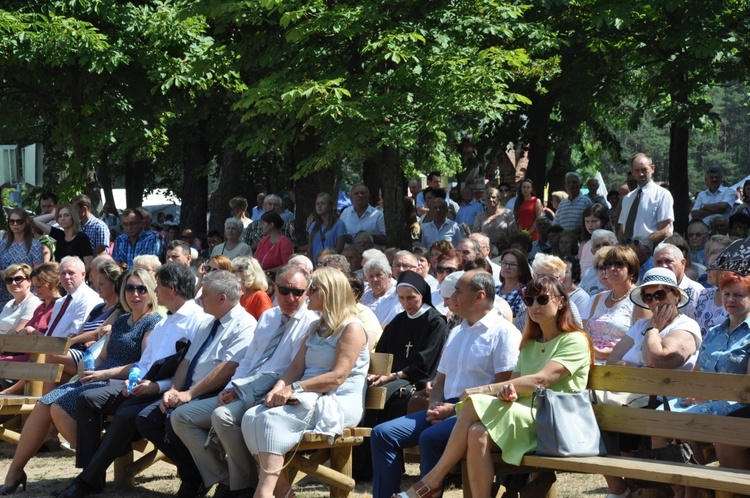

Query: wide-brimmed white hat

[630,268,690,309]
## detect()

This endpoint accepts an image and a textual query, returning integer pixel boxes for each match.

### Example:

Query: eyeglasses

[393,264,417,270]
[124,284,149,295]
[641,289,671,304]
[523,295,560,306]
[277,286,306,297]
[7,218,23,225]
[4,276,26,284]
[499,188,510,193]
[203,266,218,273]
[436,266,458,274]
[500,261,519,269]
[596,261,627,272]
[687,232,708,238]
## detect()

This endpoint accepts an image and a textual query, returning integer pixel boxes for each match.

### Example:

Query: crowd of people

[0,153,749,498]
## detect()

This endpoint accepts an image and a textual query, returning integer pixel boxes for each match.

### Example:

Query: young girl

[578,203,612,275]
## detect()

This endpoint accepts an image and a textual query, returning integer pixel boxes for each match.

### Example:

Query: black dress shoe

[176,482,209,498]
[56,478,97,498]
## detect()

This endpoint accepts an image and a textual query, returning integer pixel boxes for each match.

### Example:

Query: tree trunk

[94,151,114,218]
[180,123,210,232]
[209,146,243,234]
[362,158,383,208]
[669,122,690,235]
[548,144,573,194]
[377,146,408,249]
[525,93,557,202]
[124,157,148,209]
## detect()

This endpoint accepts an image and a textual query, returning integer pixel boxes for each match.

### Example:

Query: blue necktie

[184,319,221,389]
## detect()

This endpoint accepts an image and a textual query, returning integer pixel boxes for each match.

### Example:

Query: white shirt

[230,304,318,387]
[184,304,255,388]
[679,275,705,319]
[47,284,103,338]
[691,185,736,223]
[438,311,522,399]
[139,300,209,392]
[0,293,41,333]
[360,286,403,326]
[339,205,386,239]
[425,274,439,292]
[488,259,502,287]
[421,219,463,248]
[618,181,674,238]
[623,315,702,370]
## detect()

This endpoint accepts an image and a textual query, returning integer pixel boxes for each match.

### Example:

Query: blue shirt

[455,200,484,227]
[113,229,162,269]
[308,219,347,263]
[554,194,593,231]
[421,219,462,248]
[698,316,750,374]
[80,216,110,254]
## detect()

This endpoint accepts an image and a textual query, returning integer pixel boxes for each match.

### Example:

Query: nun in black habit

[352,270,447,480]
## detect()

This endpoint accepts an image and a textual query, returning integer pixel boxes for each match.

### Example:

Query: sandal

[393,480,433,498]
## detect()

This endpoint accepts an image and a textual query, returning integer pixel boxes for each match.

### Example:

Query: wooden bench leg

[114,451,135,487]
[329,446,353,498]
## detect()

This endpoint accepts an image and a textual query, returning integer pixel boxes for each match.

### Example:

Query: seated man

[370,271,521,498]
[170,266,317,496]
[54,263,208,498]
[137,271,255,497]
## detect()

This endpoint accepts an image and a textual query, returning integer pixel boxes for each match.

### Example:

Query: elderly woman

[472,187,517,250]
[212,218,253,260]
[353,272,447,480]
[692,248,730,337]
[33,204,93,272]
[0,269,161,495]
[578,229,617,295]
[583,246,650,363]
[132,254,162,278]
[394,276,593,498]
[232,256,272,320]
[254,212,293,271]
[0,208,44,308]
[241,268,369,498]
[361,258,403,327]
[0,264,41,334]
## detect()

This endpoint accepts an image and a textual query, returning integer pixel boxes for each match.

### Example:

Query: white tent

[103,188,181,224]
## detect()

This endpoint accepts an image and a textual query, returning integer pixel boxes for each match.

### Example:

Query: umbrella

[710,237,750,276]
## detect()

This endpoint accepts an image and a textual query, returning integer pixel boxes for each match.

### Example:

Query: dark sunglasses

[523,295,560,306]
[277,286,306,297]
[625,238,641,247]
[436,266,457,274]
[124,284,149,295]
[4,276,26,284]
[641,289,671,304]
[596,261,627,272]
[7,218,24,225]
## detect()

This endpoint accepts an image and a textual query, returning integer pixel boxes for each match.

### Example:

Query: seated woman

[0,269,161,495]
[0,264,41,334]
[232,256,273,320]
[241,267,369,498]
[196,255,233,295]
[583,246,650,363]
[353,271,447,480]
[393,275,593,498]
[430,250,464,314]
[361,258,403,327]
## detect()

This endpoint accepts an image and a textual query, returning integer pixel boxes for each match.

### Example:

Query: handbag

[533,386,606,457]
[631,397,698,488]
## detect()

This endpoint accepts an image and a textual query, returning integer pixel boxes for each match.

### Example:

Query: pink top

[254,235,294,270]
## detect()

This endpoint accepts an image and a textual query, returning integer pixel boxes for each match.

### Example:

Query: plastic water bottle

[83,349,96,372]
[127,363,142,393]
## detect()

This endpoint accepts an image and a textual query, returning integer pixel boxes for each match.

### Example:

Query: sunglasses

[277,286,306,297]
[523,295,560,306]
[641,289,672,304]
[124,284,149,295]
[4,276,26,284]
[7,218,24,225]
[436,266,457,274]
[596,261,627,272]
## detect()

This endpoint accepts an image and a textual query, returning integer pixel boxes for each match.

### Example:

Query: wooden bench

[0,334,70,445]
[115,352,393,498]
[463,365,750,498]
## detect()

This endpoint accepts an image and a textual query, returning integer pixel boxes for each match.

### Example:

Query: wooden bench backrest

[364,352,393,410]
[0,335,70,396]
[587,365,750,447]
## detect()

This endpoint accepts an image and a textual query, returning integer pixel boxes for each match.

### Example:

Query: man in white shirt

[469,233,502,286]
[55,263,209,498]
[137,271,255,498]
[691,166,736,224]
[45,256,102,339]
[618,153,674,244]
[339,183,387,247]
[421,198,462,248]
[171,266,318,497]
[653,243,704,318]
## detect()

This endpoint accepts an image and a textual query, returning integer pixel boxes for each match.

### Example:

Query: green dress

[458,331,591,465]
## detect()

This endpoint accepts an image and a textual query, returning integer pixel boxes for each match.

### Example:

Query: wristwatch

[291,381,304,393]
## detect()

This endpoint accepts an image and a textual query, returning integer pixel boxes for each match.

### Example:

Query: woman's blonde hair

[311,267,357,338]
[232,256,268,292]
[119,268,158,313]
[4,263,32,280]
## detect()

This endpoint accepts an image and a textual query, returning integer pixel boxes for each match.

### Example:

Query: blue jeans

[371,407,457,498]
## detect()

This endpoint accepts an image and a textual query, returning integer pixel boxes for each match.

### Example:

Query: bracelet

[642,326,659,336]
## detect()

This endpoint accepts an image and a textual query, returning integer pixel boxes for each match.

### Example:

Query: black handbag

[631,397,698,488]
[143,338,191,382]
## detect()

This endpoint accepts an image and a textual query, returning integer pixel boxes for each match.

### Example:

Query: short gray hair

[288,255,314,272]
[458,238,481,253]
[393,250,417,265]
[276,264,312,286]
[203,270,242,303]
[361,249,387,261]
[91,254,115,271]
[364,258,392,277]
[591,229,617,245]
[133,254,162,272]
[60,256,85,272]
[225,218,244,231]
[565,172,581,182]
[322,254,351,273]
[654,242,683,261]
[467,271,495,304]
